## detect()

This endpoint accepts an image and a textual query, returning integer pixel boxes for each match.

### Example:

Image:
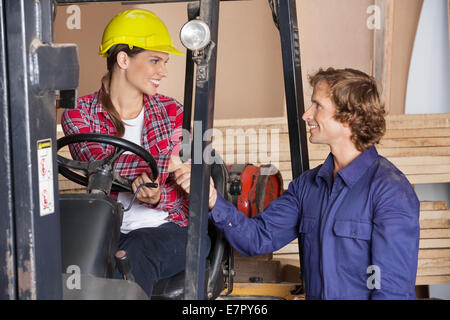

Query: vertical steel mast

[0,0,79,299]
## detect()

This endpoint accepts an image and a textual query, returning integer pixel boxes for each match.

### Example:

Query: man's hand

[132,172,161,206]
[168,156,218,210]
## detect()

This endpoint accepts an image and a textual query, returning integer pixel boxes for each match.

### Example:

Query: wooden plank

[418,249,450,259]
[420,219,450,229]
[225,283,302,298]
[378,146,450,158]
[386,156,450,166]
[420,210,450,220]
[214,121,450,137]
[419,239,450,249]
[213,114,450,129]
[416,275,450,285]
[60,189,85,194]
[385,113,450,121]
[416,267,450,276]
[420,229,450,239]
[214,117,288,127]
[58,179,85,191]
[417,258,450,268]
[274,242,299,255]
[384,128,450,139]
[386,118,450,130]
[420,201,447,211]
[233,259,281,283]
[378,137,450,148]
[234,250,273,261]
[214,127,450,139]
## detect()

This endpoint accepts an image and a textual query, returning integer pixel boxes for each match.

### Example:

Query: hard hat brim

[99,44,185,57]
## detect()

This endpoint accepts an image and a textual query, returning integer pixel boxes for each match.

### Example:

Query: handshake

[168,156,218,210]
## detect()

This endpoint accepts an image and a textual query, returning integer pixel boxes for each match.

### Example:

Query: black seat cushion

[60,193,122,278]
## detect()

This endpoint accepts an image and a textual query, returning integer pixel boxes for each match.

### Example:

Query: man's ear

[116,51,129,70]
[343,113,357,127]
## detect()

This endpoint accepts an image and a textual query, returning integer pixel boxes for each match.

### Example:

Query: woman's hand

[168,157,218,210]
[132,172,161,206]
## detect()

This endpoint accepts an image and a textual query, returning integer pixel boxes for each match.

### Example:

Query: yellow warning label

[37,140,51,150]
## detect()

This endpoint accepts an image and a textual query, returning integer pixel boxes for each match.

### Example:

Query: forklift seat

[59,160,229,300]
[60,193,122,279]
[151,160,229,300]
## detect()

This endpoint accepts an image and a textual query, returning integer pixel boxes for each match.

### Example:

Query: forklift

[0,0,309,300]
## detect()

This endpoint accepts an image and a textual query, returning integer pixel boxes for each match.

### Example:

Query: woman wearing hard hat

[61,9,198,298]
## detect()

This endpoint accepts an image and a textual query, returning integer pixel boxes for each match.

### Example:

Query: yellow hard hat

[99,9,184,57]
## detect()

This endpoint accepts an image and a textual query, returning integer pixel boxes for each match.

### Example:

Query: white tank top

[117,107,168,233]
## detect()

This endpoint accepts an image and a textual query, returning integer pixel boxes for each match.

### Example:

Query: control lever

[123,182,158,212]
[114,250,135,281]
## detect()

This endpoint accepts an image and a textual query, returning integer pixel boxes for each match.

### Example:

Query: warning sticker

[37,139,54,216]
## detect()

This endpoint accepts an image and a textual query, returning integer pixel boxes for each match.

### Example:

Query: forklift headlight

[180,19,211,51]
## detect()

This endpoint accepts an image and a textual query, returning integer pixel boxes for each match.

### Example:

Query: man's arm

[170,159,305,257]
[209,181,302,257]
[370,179,420,300]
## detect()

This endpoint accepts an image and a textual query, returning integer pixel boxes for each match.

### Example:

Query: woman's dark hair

[100,44,146,137]
[308,67,386,152]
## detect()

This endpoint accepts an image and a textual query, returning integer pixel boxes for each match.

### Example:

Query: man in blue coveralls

[171,67,420,300]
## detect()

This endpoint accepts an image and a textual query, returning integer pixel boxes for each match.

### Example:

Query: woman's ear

[116,51,129,70]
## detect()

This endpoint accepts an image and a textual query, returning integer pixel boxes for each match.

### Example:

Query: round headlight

[180,19,211,51]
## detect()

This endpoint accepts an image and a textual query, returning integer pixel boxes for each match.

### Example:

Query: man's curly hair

[309,68,386,152]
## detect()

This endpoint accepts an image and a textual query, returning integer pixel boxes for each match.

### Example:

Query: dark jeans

[114,222,209,299]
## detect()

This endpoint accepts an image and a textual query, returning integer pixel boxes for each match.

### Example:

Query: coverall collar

[317,145,379,189]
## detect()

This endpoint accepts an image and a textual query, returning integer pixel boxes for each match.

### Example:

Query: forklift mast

[0,0,79,299]
[0,0,308,300]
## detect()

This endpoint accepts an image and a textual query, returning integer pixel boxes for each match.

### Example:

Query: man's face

[302,81,351,147]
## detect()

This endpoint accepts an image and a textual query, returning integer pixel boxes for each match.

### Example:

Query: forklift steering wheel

[57,133,159,193]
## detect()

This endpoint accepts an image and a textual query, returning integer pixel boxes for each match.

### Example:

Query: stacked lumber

[416,201,450,285]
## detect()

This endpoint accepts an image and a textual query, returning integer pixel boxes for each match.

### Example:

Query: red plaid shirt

[61,89,189,226]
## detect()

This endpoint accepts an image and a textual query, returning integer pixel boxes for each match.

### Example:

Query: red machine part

[227,164,284,218]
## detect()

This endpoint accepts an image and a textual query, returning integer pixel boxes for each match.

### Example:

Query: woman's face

[124,50,169,96]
